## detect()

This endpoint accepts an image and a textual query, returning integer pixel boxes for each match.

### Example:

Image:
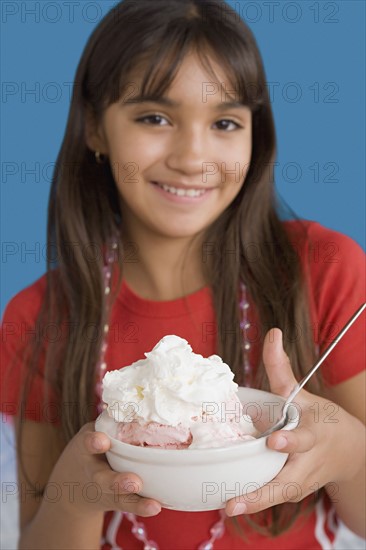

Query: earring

[95,151,107,164]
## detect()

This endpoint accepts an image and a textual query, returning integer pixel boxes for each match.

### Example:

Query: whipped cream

[102,335,257,447]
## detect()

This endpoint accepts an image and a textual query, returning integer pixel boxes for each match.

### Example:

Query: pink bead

[132,524,147,540]
[144,542,159,550]
[126,513,136,522]
[198,541,213,550]
[210,522,225,538]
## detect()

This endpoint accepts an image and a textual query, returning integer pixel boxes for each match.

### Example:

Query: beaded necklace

[97,239,252,550]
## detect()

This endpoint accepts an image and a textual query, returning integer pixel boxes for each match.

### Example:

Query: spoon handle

[285,302,366,405]
[259,303,366,439]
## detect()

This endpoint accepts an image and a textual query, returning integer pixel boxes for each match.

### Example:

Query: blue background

[1,0,365,316]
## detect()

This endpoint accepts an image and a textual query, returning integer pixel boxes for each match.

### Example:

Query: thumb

[263,328,298,397]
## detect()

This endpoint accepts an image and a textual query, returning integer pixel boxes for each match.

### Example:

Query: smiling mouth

[151,181,207,198]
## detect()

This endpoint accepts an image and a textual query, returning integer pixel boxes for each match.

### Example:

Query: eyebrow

[122,95,248,111]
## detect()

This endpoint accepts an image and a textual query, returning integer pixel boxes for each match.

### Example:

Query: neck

[120,227,207,301]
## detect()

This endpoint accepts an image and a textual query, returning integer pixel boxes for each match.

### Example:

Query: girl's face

[88,52,252,241]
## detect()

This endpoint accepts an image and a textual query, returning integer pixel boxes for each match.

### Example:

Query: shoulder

[2,273,47,327]
[284,220,365,385]
[284,218,365,309]
[1,274,56,420]
[284,219,364,256]
[283,219,365,284]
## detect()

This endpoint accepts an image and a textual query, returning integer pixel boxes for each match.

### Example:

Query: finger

[75,426,162,517]
[98,471,143,496]
[83,429,112,455]
[117,494,162,518]
[137,499,163,517]
[93,470,161,516]
[263,328,298,397]
[225,466,311,516]
[267,426,316,453]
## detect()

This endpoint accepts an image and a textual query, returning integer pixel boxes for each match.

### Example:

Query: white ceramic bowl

[95,387,299,511]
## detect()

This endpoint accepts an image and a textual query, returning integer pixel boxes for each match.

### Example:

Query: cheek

[107,141,139,187]
[108,133,165,184]
[219,148,252,188]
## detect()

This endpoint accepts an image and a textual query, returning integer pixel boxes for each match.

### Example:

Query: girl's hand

[48,422,162,518]
[225,328,365,517]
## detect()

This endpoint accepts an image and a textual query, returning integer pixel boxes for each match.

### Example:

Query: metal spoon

[259,302,366,439]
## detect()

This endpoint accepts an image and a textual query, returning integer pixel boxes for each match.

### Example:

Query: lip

[150,181,215,203]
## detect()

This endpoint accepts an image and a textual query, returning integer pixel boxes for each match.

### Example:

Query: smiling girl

[86,52,252,301]
[1,1,365,549]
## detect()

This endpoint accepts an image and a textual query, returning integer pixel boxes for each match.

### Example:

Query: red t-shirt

[1,221,365,549]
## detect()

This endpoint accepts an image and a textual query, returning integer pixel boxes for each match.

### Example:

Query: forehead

[169,52,232,86]
[123,50,238,105]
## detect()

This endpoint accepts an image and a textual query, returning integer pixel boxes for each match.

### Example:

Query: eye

[135,114,169,126]
[214,119,242,131]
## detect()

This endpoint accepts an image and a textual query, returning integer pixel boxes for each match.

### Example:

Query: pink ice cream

[117,421,192,449]
[102,335,258,449]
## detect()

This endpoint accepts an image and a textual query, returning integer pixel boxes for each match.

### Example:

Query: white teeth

[157,182,206,197]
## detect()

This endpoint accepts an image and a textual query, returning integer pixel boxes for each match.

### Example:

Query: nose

[165,125,208,176]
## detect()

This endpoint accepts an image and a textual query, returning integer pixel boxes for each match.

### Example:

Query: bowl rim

[95,387,300,457]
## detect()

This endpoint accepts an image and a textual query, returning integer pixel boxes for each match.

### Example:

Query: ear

[84,106,108,154]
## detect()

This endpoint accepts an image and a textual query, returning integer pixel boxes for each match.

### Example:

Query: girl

[1,1,365,549]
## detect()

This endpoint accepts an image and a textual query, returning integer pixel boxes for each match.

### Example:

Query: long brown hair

[18,0,320,538]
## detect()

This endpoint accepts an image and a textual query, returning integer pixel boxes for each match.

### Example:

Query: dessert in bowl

[95,336,299,511]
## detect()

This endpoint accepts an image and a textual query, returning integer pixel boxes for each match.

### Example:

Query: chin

[149,221,208,241]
